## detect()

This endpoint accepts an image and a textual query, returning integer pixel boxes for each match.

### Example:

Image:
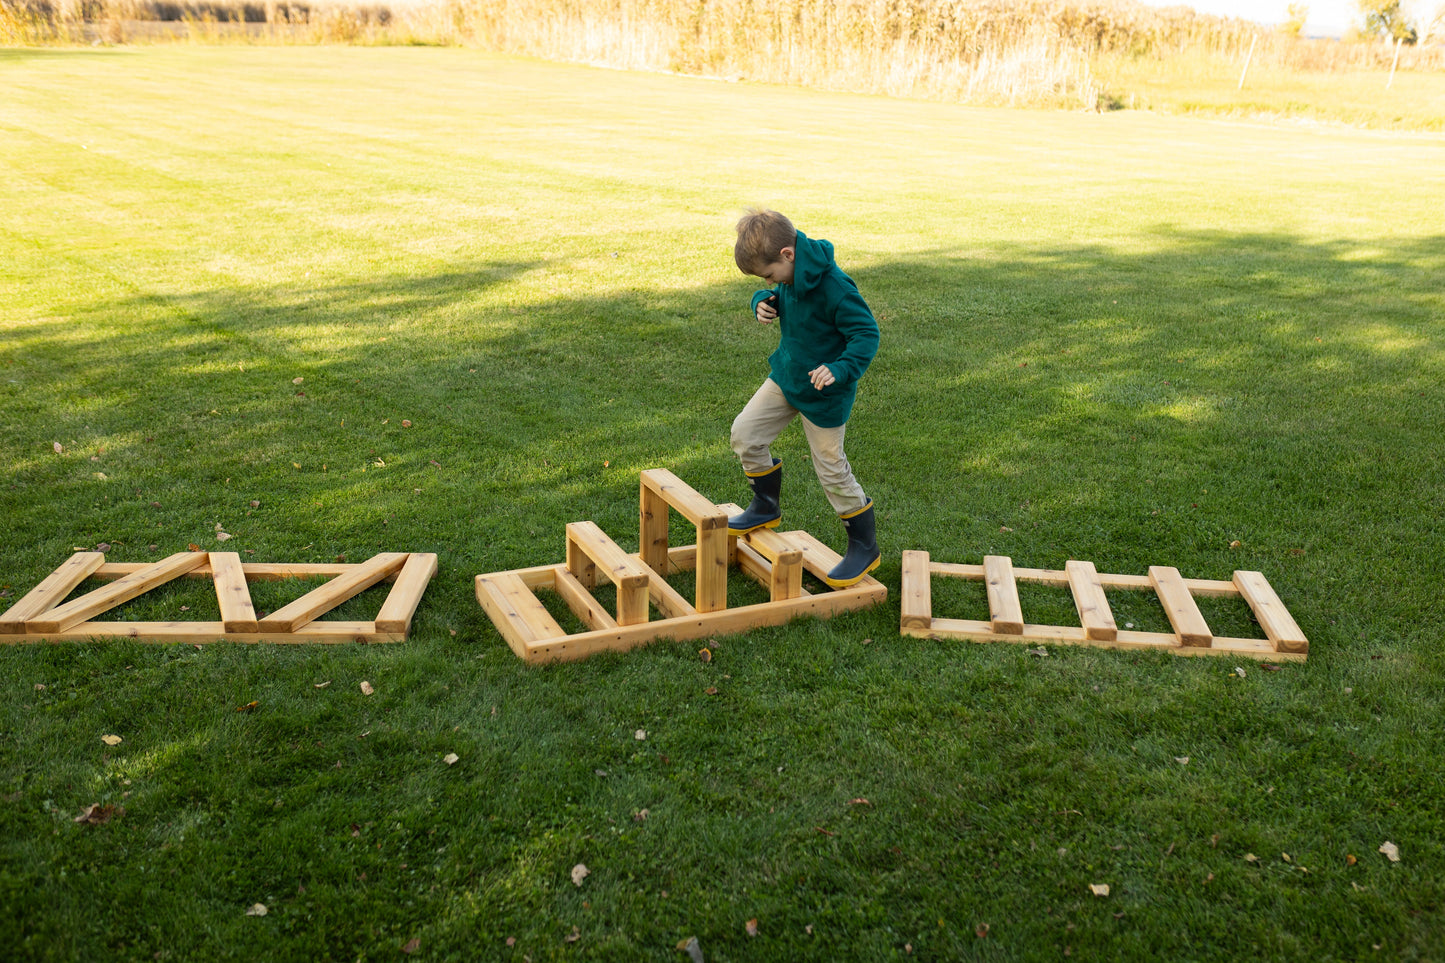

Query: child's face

[755,246,795,286]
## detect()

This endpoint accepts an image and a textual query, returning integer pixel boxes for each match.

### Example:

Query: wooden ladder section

[476,469,886,663]
[900,552,1307,661]
[0,552,438,644]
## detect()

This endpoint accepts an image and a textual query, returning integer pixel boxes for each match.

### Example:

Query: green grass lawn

[2,46,1444,961]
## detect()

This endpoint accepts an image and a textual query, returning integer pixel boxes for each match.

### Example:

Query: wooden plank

[1149,565,1213,647]
[639,480,672,575]
[900,550,932,631]
[257,553,407,634]
[90,562,404,581]
[640,468,729,530]
[26,552,208,635]
[1066,559,1117,641]
[1,552,106,633]
[518,583,884,664]
[476,573,566,655]
[11,620,400,644]
[1233,570,1308,654]
[566,532,597,588]
[210,552,258,634]
[983,555,1025,635]
[565,522,650,626]
[768,545,803,602]
[695,523,728,614]
[553,565,618,631]
[905,618,1302,661]
[374,553,438,635]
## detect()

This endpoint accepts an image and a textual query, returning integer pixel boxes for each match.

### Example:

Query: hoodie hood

[792,230,834,298]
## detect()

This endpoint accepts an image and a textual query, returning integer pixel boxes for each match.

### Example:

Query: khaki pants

[730,378,869,515]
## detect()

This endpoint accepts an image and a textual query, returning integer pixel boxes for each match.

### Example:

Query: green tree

[1357,0,1419,42]
[1282,2,1309,36]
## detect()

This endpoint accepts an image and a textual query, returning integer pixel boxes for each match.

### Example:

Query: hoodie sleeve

[821,278,879,387]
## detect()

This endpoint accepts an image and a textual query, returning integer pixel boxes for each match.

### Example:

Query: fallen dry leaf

[236,700,259,713]
[975,923,990,938]
[401,937,420,954]
[216,532,233,542]
[1347,854,1358,866]
[506,937,516,947]
[292,377,303,385]
[1234,667,1246,678]
[101,734,122,746]
[1089,883,1110,897]
[401,419,412,428]
[633,809,649,821]
[1260,663,1283,671]
[1000,525,1013,532]
[1174,756,1189,765]
[745,919,759,937]
[1380,841,1401,862]
[1282,852,1292,862]
[849,798,871,806]
[1244,853,1259,863]
[1229,540,1241,549]
[698,648,712,662]
[246,903,268,917]
[314,681,331,689]
[564,926,581,943]
[53,442,63,454]
[360,681,374,696]
[704,687,718,696]
[1026,647,1048,657]
[250,500,260,508]
[677,936,703,963]
[443,753,459,766]
[571,863,590,887]
[634,729,646,741]
[74,803,122,825]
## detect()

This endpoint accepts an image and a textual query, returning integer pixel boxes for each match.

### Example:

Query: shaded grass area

[1,47,1443,961]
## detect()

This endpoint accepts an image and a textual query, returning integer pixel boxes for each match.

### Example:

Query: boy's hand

[808,364,835,390]
[756,298,778,324]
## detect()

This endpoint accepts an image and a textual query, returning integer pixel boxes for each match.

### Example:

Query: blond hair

[734,209,797,276]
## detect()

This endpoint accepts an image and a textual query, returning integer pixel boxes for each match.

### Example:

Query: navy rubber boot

[824,501,880,587]
[727,459,783,536]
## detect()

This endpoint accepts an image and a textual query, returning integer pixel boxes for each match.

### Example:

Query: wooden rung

[565,522,649,590]
[1233,570,1308,654]
[1,552,107,633]
[900,550,932,631]
[983,555,1024,636]
[374,553,439,634]
[553,565,618,631]
[1066,559,1117,641]
[26,552,209,635]
[258,552,407,634]
[1149,565,1212,647]
[210,552,258,634]
[647,569,698,620]
[640,468,729,529]
[476,573,566,652]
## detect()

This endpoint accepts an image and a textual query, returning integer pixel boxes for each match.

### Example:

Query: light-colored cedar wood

[374,553,439,634]
[518,583,882,663]
[257,552,407,634]
[210,552,258,634]
[0,552,107,633]
[734,540,792,592]
[1065,559,1117,641]
[900,550,932,631]
[983,555,1025,635]
[90,562,414,581]
[566,533,598,588]
[695,524,729,614]
[929,563,1239,599]
[553,566,618,631]
[26,552,208,635]
[743,528,803,602]
[1149,565,1213,647]
[785,530,887,597]
[21,620,398,644]
[565,522,650,626]
[639,481,672,575]
[476,573,566,655]
[906,616,1298,660]
[640,468,729,529]
[644,567,698,621]
[1233,570,1309,654]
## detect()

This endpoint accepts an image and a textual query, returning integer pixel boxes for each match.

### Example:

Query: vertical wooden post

[1238,33,1257,90]
[695,517,728,614]
[639,478,670,575]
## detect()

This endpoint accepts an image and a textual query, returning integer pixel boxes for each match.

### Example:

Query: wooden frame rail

[1,552,438,644]
[901,552,1307,660]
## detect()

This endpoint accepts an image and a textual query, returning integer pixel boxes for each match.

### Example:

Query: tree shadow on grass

[2,229,1442,638]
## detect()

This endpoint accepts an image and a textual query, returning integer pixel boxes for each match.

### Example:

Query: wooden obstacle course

[476,469,886,663]
[0,551,438,644]
[901,552,1307,660]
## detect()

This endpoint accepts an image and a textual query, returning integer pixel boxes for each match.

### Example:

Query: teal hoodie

[749,230,879,429]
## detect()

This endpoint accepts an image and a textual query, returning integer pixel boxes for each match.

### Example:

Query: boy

[727,209,881,587]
